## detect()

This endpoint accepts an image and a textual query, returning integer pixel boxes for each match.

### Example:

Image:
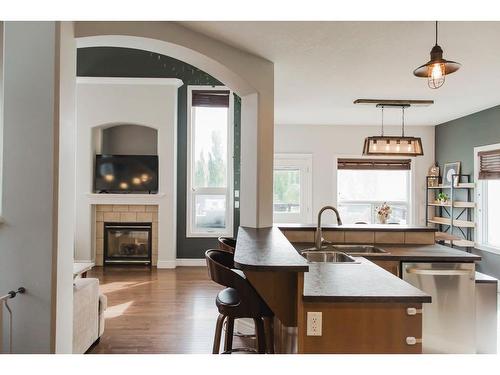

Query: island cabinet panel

[322,231,345,243]
[375,231,405,244]
[299,302,423,354]
[244,270,300,327]
[281,230,314,243]
[345,231,375,243]
[371,260,401,277]
[404,232,435,244]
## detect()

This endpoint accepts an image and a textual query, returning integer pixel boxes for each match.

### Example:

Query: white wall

[0,21,58,353]
[55,21,77,354]
[274,124,435,225]
[75,78,181,268]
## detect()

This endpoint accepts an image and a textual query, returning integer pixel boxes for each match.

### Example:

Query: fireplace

[104,222,152,265]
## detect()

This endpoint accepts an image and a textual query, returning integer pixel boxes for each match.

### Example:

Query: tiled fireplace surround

[95,204,159,266]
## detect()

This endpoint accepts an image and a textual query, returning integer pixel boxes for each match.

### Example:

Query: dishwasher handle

[405,267,474,277]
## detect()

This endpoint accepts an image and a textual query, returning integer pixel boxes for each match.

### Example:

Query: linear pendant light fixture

[413,21,461,89]
[356,100,429,157]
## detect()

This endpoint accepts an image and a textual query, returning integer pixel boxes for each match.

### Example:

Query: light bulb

[132,177,141,185]
[431,63,444,79]
[119,182,128,189]
[104,174,114,182]
[428,63,445,89]
[396,142,401,152]
[385,140,390,151]
[407,141,412,152]
[373,141,378,151]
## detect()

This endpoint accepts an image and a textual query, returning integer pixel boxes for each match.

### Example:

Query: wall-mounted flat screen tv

[94,155,158,193]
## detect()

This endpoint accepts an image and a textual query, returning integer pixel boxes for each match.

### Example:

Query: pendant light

[413,21,461,89]
[362,104,424,156]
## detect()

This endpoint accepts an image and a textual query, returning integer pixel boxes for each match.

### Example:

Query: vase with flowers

[376,202,392,224]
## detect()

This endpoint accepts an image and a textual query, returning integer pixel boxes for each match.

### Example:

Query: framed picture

[442,161,461,187]
[427,163,440,187]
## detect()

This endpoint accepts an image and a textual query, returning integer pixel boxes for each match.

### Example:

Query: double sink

[299,245,388,264]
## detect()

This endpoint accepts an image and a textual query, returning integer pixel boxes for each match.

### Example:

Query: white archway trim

[77,35,254,96]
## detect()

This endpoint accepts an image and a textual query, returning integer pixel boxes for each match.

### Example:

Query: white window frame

[186,85,234,238]
[334,155,416,225]
[474,142,500,255]
[273,154,313,224]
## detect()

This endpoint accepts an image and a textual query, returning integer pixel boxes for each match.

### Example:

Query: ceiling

[180,21,500,126]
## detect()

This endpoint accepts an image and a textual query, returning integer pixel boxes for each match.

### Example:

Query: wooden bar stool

[217,236,237,253]
[205,249,274,354]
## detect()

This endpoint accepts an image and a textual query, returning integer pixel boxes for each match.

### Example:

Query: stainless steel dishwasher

[402,262,476,353]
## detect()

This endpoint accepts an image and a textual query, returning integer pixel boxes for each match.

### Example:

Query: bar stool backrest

[205,249,270,316]
[217,237,236,253]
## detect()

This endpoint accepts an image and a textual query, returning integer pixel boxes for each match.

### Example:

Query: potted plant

[376,202,392,224]
[437,192,449,204]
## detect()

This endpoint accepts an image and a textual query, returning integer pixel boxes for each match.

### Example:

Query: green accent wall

[435,105,500,278]
[77,47,241,259]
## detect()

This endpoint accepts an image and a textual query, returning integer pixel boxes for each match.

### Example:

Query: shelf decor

[427,163,440,187]
[442,161,461,187]
[425,172,475,251]
[437,192,449,204]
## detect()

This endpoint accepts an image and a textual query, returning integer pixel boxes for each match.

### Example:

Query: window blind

[337,158,411,170]
[478,149,500,180]
[192,90,230,108]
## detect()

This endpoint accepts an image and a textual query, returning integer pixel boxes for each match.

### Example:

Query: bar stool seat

[216,288,240,307]
[206,249,275,354]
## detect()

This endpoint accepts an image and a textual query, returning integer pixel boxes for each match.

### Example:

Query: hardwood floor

[87,266,250,354]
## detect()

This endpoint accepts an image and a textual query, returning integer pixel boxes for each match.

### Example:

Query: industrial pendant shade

[413,21,461,89]
[362,105,424,157]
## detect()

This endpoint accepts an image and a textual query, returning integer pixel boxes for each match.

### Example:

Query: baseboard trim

[176,259,206,267]
[156,259,206,268]
[156,260,177,269]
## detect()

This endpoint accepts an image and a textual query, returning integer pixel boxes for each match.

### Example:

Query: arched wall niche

[97,123,158,155]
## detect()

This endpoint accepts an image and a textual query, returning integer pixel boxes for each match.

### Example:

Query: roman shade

[337,158,411,170]
[192,90,230,108]
[478,149,500,180]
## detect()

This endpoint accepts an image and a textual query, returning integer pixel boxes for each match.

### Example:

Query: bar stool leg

[224,317,235,353]
[263,317,275,354]
[253,318,266,354]
[213,313,225,354]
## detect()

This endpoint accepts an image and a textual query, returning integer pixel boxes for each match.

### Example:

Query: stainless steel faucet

[315,206,343,249]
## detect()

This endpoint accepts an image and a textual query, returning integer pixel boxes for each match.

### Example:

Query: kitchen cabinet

[371,260,400,277]
[300,302,423,354]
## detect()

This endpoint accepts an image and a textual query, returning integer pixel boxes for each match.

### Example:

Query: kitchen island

[234,224,480,354]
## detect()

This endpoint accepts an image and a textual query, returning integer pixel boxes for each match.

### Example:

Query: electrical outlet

[306,311,322,336]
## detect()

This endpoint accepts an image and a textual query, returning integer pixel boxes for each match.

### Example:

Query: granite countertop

[366,244,481,262]
[303,257,432,303]
[234,226,309,272]
[278,223,436,232]
[234,226,479,303]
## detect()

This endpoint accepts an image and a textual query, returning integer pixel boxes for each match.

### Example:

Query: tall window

[273,154,312,224]
[337,159,411,224]
[476,144,500,254]
[187,87,233,237]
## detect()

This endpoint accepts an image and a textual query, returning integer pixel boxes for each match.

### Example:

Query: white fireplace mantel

[86,193,166,205]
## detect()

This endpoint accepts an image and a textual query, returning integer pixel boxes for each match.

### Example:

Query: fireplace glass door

[104,223,152,265]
